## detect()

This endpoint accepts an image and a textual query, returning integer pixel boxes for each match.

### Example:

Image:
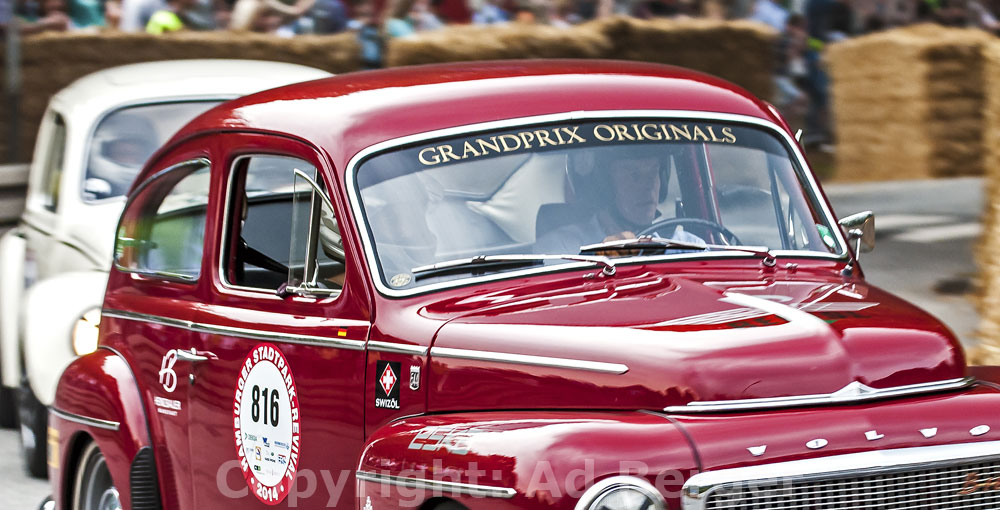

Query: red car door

[184,136,372,509]
[104,154,216,510]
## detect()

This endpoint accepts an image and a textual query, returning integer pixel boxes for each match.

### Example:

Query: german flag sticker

[336,328,348,337]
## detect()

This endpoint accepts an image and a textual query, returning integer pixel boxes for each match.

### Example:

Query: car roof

[171,59,784,169]
[49,59,332,118]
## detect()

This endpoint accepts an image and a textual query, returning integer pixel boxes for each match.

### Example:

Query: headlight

[576,476,666,510]
[72,308,102,356]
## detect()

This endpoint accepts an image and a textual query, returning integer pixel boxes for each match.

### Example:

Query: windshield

[83,101,222,201]
[355,118,843,292]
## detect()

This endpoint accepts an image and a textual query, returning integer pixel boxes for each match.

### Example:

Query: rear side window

[40,114,67,212]
[114,159,211,281]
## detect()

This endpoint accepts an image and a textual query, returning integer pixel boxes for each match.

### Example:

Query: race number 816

[250,385,280,426]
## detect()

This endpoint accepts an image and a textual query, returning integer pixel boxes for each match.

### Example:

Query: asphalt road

[0,177,985,508]
[824,176,983,348]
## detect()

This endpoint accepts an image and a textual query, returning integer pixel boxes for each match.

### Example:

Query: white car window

[84,101,221,201]
[40,113,67,212]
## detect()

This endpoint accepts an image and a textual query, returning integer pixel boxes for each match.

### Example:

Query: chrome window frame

[112,157,211,283]
[681,440,1000,510]
[217,154,342,299]
[345,110,850,299]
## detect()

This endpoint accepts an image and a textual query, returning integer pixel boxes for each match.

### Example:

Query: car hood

[425,266,965,412]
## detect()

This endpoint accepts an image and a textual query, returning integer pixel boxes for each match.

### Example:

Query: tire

[18,376,49,478]
[0,383,17,428]
[433,501,468,510]
[73,442,122,510]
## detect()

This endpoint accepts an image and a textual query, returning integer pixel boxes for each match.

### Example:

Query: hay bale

[974,41,1000,356]
[13,30,360,159]
[7,23,775,161]
[827,24,992,181]
[582,16,776,99]
[385,23,610,66]
[385,18,776,100]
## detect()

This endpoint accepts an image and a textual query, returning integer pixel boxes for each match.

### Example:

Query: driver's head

[610,155,661,227]
[595,145,669,229]
[87,111,159,196]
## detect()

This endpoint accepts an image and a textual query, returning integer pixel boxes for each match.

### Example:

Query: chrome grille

[704,459,1000,509]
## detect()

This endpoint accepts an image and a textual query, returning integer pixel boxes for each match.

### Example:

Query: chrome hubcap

[97,487,121,510]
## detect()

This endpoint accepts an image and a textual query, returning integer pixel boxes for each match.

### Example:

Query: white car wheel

[0,383,16,428]
[18,376,48,478]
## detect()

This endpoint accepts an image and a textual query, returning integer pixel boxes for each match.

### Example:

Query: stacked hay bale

[827,24,992,181]
[584,16,776,100]
[972,41,1000,365]
[385,17,776,100]
[13,31,360,159]
[385,23,611,65]
[6,21,776,161]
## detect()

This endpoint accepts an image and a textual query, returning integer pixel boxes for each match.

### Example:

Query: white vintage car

[0,59,330,477]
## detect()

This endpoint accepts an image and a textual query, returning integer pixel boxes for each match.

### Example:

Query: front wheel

[18,377,49,478]
[73,442,122,510]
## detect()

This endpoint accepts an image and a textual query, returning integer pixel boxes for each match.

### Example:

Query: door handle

[176,348,217,363]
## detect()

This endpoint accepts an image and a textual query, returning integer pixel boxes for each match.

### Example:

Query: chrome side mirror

[838,211,875,256]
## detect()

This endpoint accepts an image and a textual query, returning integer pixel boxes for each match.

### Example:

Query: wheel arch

[50,347,154,510]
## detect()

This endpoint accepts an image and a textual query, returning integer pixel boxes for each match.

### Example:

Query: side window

[114,160,211,281]
[40,113,67,212]
[224,155,343,295]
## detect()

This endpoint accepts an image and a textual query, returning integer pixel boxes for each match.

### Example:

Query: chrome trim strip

[681,440,1000,510]
[344,109,850,299]
[664,377,975,413]
[367,341,429,356]
[356,471,516,499]
[101,309,366,350]
[102,308,190,330]
[431,346,628,374]
[50,407,120,431]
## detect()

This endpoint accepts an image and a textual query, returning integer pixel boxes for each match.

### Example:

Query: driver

[535,146,703,256]
[85,112,159,199]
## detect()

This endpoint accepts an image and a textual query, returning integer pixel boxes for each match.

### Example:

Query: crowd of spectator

[3,0,998,38]
[1,0,999,144]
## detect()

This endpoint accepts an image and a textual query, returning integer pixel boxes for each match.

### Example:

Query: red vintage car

[45,60,1000,510]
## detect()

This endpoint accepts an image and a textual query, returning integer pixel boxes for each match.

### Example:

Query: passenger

[535,146,703,256]
[363,174,441,281]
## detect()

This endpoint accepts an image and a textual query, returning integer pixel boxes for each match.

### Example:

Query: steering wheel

[637,217,742,246]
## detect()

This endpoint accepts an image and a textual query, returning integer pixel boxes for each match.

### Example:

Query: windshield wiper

[412,253,617,279]
[579,235,776,267]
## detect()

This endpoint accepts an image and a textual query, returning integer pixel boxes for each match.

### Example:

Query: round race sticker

[233,343,300,505]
